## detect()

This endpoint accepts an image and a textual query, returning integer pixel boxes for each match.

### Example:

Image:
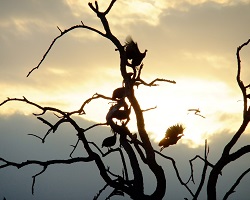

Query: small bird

[112,87,126,100]
[102,132,117,149]
[111,106,131,120]
[124,36,147,68]
[159,124,184,151]
[188,108,205,118]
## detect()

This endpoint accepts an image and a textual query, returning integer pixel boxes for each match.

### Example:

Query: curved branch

[27,24,106,77]
[223,167,250,200]
[74,93,113,115]
[0,156,94,193]
[135,78,176,87]
[0,96,66,116]
[155,150,194,197]
[236,38,250,117]
[193,140,209,199]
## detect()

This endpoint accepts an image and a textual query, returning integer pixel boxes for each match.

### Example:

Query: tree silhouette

[0,1,250,199]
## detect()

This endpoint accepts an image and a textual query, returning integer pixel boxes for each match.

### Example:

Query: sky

[0,0,250,199]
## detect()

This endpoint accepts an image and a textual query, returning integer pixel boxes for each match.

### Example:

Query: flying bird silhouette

[188,108,205,118]
[159,124,184,151]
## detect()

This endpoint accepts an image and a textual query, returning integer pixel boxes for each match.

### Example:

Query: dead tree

[1,1,250,199]
[207,38,250,200]
[0,1,175,199]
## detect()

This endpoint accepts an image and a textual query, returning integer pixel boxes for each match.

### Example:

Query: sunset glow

[1,0,249,149]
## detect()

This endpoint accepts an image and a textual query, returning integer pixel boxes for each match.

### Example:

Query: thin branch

[27,134,44,141]
[69,122,107,157]
[89,141,129,181]
[223,167,250,200]
[155,150,194,197]
[27,24,106,77]
[104,0,116,15]
[93,183,109,200]
[142,106,157,112]
[193,140,209,199]
[0,157,94,170]
[73,93,113,115]
[236,38,250,117]
[31,166,47,194]
[189,155,217,184]
[0,96,67,116]
[0,156,94,194]
[70,138,80,158]
[135,78,176,87]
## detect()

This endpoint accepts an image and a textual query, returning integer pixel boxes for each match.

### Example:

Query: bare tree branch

[27,23,106,77]
[207,38,250,200]
[155,150,194,197]
[93,183,109,200]
[0,157,94,194]
[135,78,176,87]
[193,140,209,199]
[223,167,250,200]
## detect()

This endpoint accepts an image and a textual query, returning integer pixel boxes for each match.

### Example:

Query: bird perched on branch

[111,107,131,120]
[124,36,147,68]
[102,132,117,150]
[159,124,184,151]
[112,87,126,100]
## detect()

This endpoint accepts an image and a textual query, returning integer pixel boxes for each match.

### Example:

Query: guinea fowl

[159,124,184,151]
[112,87,126,100]
[125,36,147,68]
[111,106,131,121]
[102,132,117,149]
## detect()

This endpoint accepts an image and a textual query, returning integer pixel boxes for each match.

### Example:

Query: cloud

[1,113,250,199]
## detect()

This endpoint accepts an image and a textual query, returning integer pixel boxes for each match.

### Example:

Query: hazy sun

[130,77,242,147]
[0,77,242,148]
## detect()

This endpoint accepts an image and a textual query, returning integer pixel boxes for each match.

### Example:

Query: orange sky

[1,0,250,147]
[2,1,250,200]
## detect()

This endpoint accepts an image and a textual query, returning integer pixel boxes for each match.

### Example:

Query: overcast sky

[1,0,250,199]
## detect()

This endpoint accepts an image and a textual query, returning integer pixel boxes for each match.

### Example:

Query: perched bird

[112,87,126,100]
[159,124,184,151]
[102,132,117,149]
[111,106,131,121]
[124,36,147,68]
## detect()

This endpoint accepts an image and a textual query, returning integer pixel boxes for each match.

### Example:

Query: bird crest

[159,124,185,151]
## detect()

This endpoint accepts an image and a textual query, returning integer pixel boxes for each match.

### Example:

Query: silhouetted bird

[159,124,184,151]
[111,106,131,120]
[125,36,147,68]
[188,108,205,118]
[112,87,126,100]
[102,132,117,149]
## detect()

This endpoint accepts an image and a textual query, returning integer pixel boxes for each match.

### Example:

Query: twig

[142,106,157,112]
[193,140,209,199]
[74,93,113,115]
[223,167,250,200]
[155,150,194,197]
[135,78,176,87]
[27,24,106,77]
[0,157,94,194]
[93,183,109,200]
